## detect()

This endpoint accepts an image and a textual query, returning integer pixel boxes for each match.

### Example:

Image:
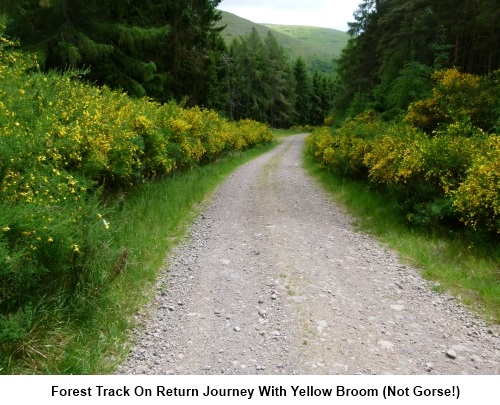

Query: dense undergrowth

[306,68,500,321]
[307,69,500,237]
[0,38,273,371]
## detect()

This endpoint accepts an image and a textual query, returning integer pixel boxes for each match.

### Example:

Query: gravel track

[118,134,500,375]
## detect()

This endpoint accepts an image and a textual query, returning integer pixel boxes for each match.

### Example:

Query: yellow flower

[48,237,53,243]
[2,226,10,232]
[72,244,80,253]
[102,219,109,230]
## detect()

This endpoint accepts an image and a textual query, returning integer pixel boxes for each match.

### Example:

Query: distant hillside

[217,11,349,73]
[218,11,313,59]
[262,24,348,60]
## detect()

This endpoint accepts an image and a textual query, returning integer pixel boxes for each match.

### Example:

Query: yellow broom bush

[0,38,273,343]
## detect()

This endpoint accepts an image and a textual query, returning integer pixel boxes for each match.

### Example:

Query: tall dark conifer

[264,31,295,128]
[158,0,227,107]
[228,28,297,127]
[3,0,226,106]
[309,72,334,126]
[4,1,169,97]
[230,28,269,123]
[334,0,500,118]
[293,57,311,126]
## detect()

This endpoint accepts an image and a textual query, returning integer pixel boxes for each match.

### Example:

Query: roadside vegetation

[1,0,500,373]
[306,69,500,323]
[304,0,500,323]
[0,37,274,373]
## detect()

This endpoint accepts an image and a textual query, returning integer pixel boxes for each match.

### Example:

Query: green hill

[218,11,349,73]
[262,24,348,60]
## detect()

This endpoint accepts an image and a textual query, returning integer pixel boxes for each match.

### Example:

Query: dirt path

[118,134,500,375]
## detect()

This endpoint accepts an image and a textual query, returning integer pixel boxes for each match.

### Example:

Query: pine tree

[227,29,296,127]
[309,72,334,126]
[4,1,169,97]
[293,57,311,126]
[334,0,500,118]
[230,28,269,123]
[264,31,295,128]
[158,0,228,107]
[3,0,227,105]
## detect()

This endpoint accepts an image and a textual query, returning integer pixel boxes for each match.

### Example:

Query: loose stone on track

[117,134,500,375]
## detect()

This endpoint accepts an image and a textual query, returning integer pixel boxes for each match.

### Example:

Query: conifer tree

[3,0,226,106]
[230,28,269,123]
[293,57,311,126]
[158,0,227,107]
[4,1,169,97]
[309,72,333,126]
[334,0,500,118]
[228,29,296,127]
[264,31,295,128]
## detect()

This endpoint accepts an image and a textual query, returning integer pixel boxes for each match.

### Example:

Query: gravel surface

[118,134,500,375]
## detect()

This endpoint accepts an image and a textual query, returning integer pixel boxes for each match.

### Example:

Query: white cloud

[217,0,362,31]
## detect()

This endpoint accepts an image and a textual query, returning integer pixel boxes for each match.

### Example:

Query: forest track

[118,134,500,375]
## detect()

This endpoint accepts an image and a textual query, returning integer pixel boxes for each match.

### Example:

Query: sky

[217,0,362,31]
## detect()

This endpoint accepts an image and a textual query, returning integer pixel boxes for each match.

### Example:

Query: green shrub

[453,135,500,233]
[306,111,384,179]
[406,69,498,133]
[0,37,274,354]
[308,69,499,234]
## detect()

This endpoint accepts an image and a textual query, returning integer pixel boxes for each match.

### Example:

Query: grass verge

[302,151,500,324]
[3,142,278,374]
[272,128,312,137]
[273,129,301,136]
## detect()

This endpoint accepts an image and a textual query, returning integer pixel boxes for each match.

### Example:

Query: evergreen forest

[1,0,500,374]
[0,0,336,128]
[1,1,499,125]
[334,0,500,119]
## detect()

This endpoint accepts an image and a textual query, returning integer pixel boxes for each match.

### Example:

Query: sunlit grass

[0,38,276,374]
[2,142,277,374]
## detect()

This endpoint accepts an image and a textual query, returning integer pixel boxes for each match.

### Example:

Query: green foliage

[293,57,311,126]
[306,111,385,179]
[0,306,33,344]
[326,0,500,235]
[381,62,433,118]
[454,135,500,233]
[406,69,499,132]
[0,40,273,361]
[264,32,296,128]
[334,0,500,119]
[308,68,499,235]
[227,28,337,128]
[3,0,226,107]
[366,126,484,228]
[309,72,335,126]
[228,28,269,123]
